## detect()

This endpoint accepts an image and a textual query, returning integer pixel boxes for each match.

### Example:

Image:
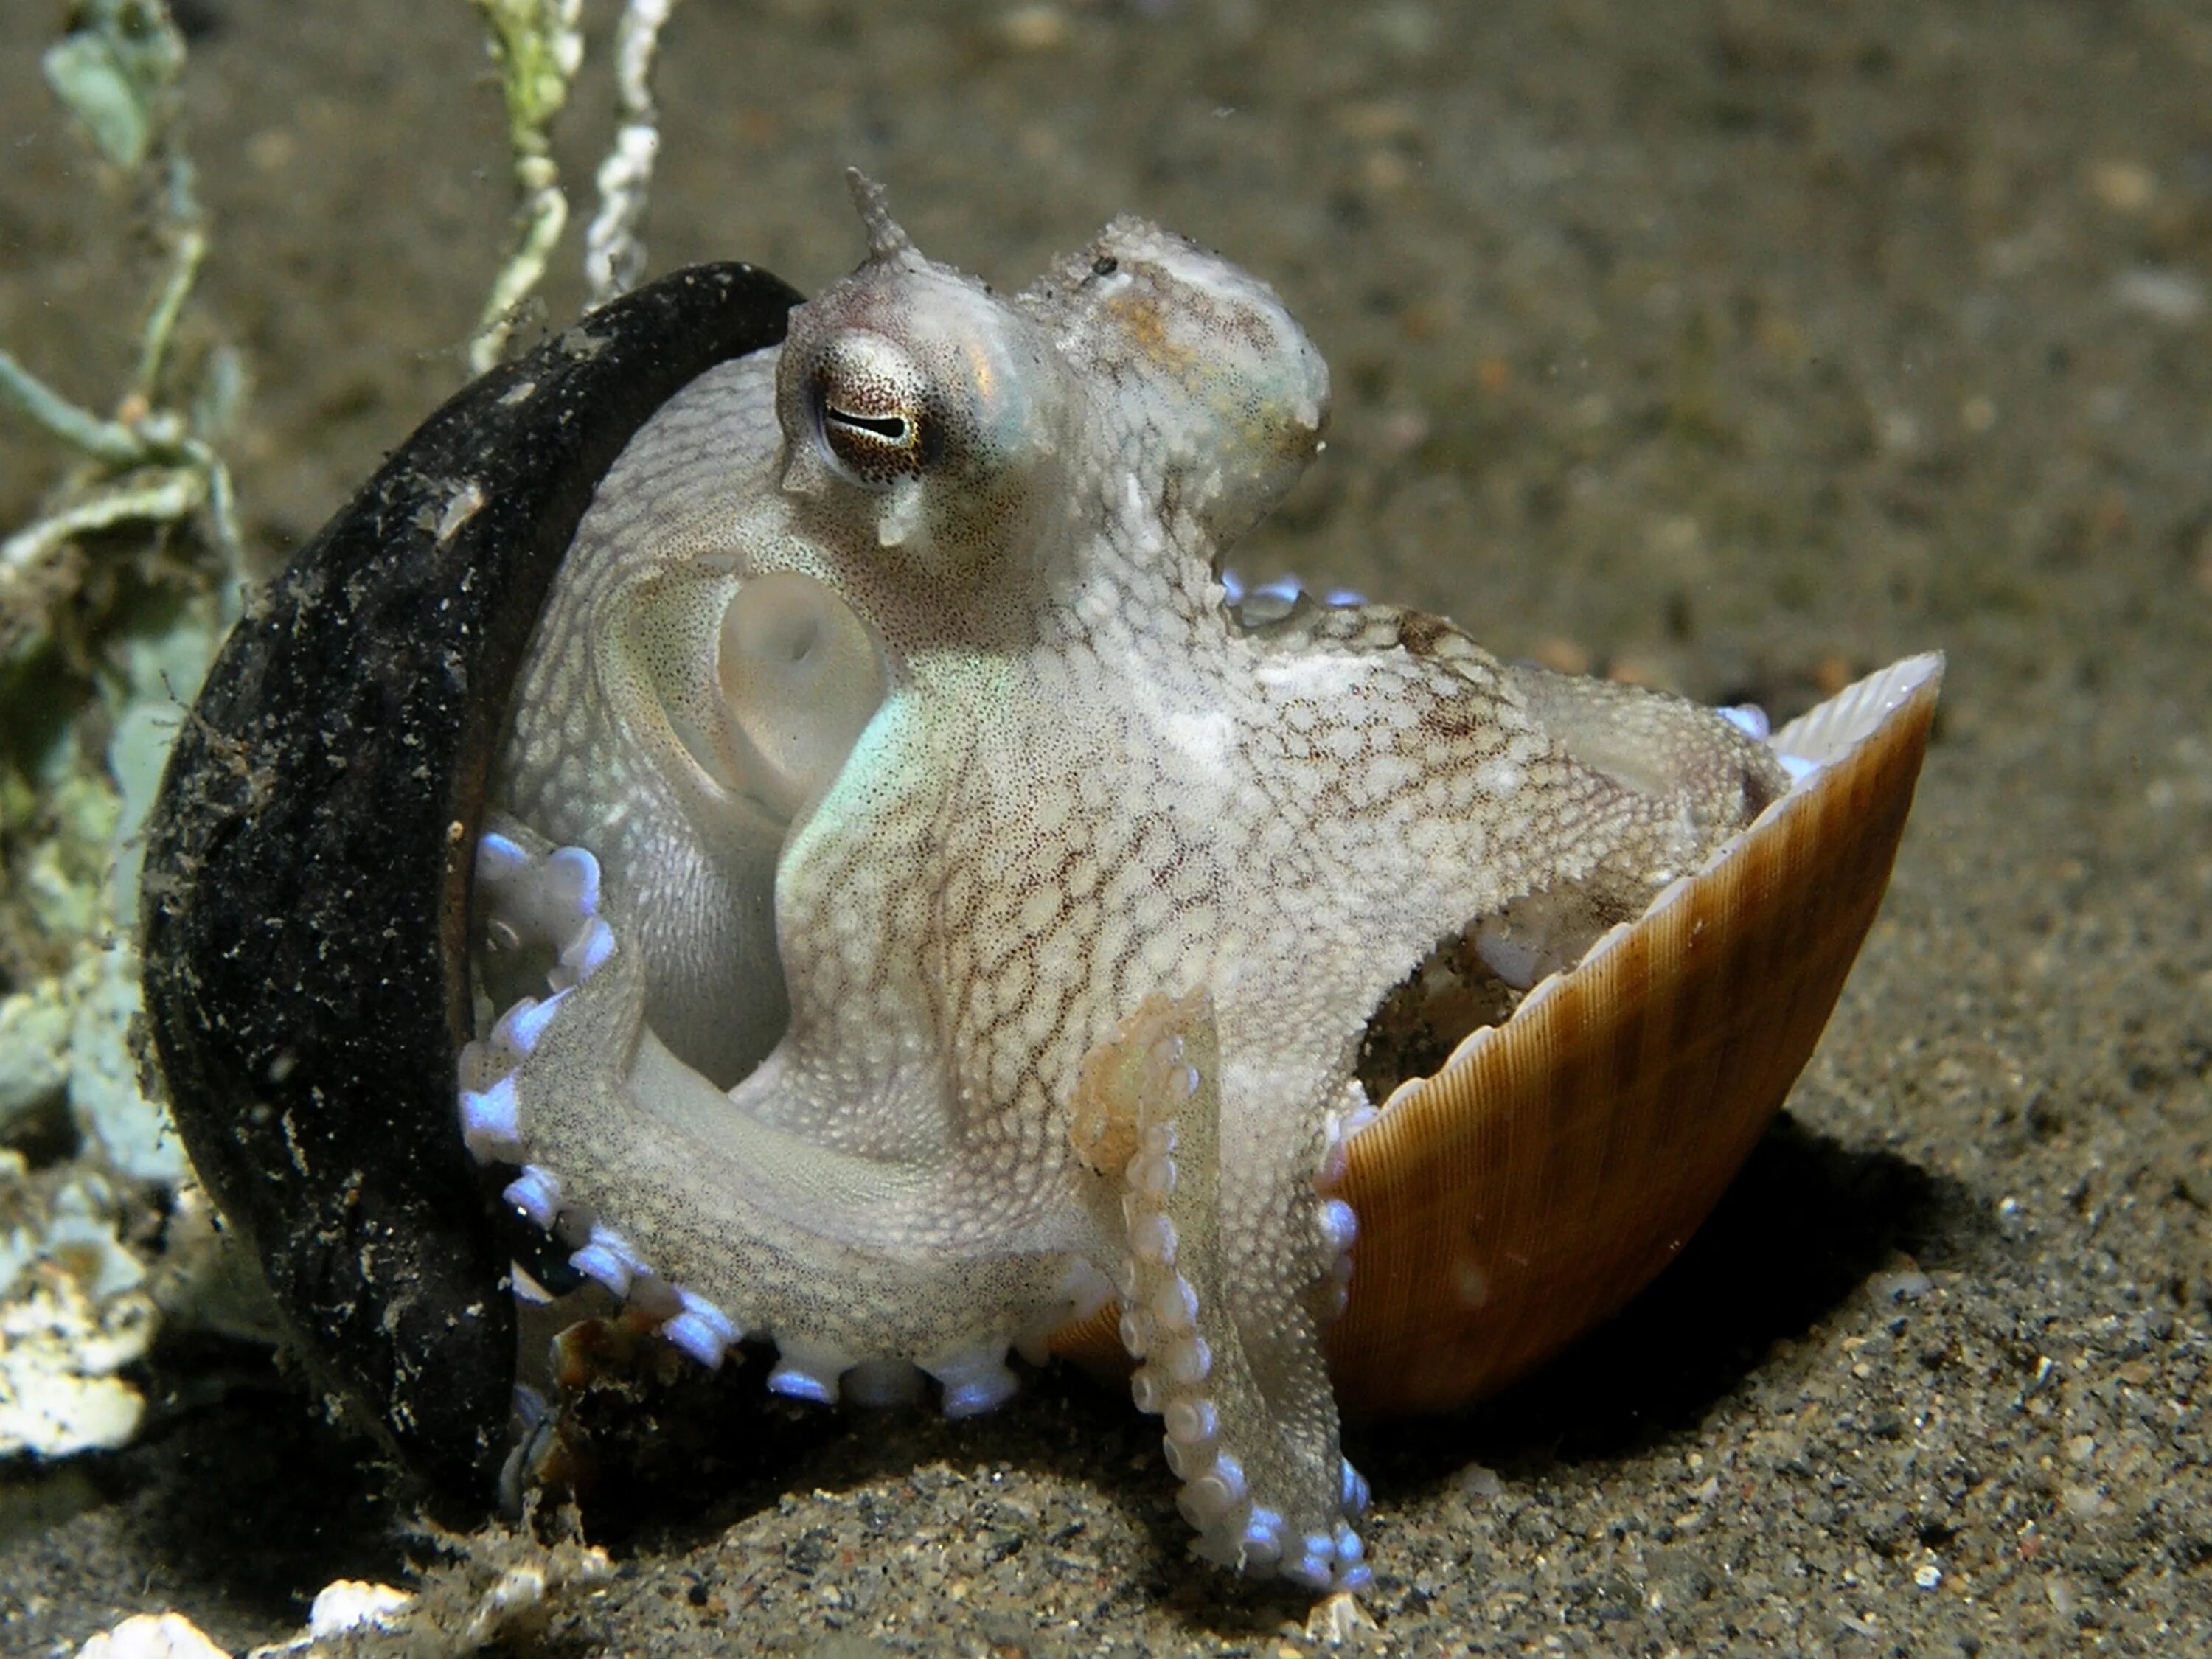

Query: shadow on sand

[86,1110,1975,1641]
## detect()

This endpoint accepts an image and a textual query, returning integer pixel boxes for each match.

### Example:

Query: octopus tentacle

[1071,992,1371,1591]
[466,826,744,1361]
[465,822,1105,1414]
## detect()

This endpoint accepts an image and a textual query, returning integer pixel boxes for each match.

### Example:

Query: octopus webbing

[456,178,1791,1589]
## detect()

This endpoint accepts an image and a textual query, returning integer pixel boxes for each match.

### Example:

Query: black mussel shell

[140,263,805,1501]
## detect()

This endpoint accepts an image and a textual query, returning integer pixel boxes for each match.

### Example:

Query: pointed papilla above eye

[808,331,937,487]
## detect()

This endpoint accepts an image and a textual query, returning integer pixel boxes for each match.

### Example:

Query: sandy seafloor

[3,1,2211,1654]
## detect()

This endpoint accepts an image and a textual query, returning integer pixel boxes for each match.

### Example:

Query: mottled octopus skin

[468,181,1784,1588]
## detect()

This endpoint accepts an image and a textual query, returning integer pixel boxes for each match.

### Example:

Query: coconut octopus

[451,178,1794,1591]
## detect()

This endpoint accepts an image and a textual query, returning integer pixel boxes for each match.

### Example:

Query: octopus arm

[466,823,1098,1406]
[1071,992,1370,1591]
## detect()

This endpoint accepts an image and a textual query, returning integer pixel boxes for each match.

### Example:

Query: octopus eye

[808,334,938,487]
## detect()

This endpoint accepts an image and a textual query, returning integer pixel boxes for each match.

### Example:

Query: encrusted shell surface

[139,264,804,1498]
[1056,653,1942,1408]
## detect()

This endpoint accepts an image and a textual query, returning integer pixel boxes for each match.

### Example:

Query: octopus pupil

[827,406,911,445]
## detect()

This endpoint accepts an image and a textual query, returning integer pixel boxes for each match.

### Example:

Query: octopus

[455,177,1787,1590]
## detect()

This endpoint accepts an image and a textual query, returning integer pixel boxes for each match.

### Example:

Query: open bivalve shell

[1057,651,1943,1412]
[139,264,806,1498]
[1332,651,1943,1411]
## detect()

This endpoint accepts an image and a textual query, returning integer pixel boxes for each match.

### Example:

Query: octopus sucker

[142,178,1938,1592]
[1068,990,1368,1588]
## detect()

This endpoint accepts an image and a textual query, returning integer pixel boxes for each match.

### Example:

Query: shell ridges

[1325,653,1942,1412]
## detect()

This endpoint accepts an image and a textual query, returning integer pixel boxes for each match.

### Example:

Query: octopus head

[1026,215,1332,549]
[775,180,1074,584]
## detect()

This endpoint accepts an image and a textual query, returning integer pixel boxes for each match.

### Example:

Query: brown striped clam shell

[1055,650,1943,1413]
